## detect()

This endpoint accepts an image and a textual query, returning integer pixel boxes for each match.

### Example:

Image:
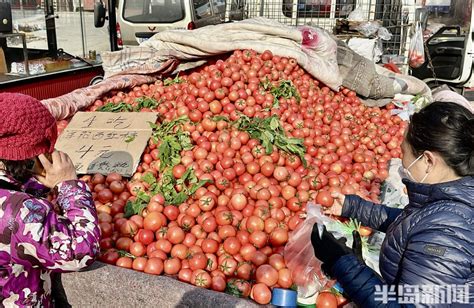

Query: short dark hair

[406,101,473,177]
[0,159,33,184]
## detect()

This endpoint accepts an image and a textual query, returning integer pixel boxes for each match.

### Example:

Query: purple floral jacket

[0,172,100,307]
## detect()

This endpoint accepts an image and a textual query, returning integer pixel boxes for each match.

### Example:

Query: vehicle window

[194,0,213,19]
[424,0,471,35]
[228,0,246,20]
[212,0,226,14]
[123,0,185,23]
[282,0,355,19]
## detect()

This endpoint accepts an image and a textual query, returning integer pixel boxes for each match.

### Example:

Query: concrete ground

[61,262,267,308]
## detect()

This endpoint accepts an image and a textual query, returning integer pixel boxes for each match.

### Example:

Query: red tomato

[137,229,155,245]
[316,292,338,308]
[316,191,334,207]
[359,226,373,237]
[211,276,226,292]
[189,253,208,271]
[116,256,133,269]
[144,258,164,275]
[167,226,185,244]
[223,237,241,255]
[255,264,278,287]
[250,283,272,304]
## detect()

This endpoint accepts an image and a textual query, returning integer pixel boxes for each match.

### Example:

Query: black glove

[352,230,364,263]
[311,223,363,277]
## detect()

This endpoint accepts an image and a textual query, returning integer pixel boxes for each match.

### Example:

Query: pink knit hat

[0,93,57,161]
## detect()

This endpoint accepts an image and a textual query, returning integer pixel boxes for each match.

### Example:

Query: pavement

[10,9,110,57]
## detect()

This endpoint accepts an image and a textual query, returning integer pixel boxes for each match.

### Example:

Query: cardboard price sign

[55,112,158,177]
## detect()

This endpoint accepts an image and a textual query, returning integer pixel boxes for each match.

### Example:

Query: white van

[115,0,245,45]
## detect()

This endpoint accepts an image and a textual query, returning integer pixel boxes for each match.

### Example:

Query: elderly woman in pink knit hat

[0,93,100,307]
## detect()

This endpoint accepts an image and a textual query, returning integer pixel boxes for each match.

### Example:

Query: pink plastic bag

[408,24,425,68]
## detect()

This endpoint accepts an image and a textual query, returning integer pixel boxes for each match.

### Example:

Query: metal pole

[108,0,118,51]
[44,0,58,58]
[21,33,29,75]
[79,0,86,57]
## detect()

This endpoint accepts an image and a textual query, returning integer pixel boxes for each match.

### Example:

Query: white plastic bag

[347,38,382,62]
[347,6,365,21]
[408,23,425,68]
[355,21,381,37]
[390,93,430,121]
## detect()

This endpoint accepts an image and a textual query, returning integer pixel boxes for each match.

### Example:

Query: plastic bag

[355,21,381,37]
[390,93,430,120]
[377,27,392,41]
[380,158,409,209]
[408,23,425,68]
[283,207,327,295]
[347,6,365,21]
[347,38,382,62]
[284,203,381,291]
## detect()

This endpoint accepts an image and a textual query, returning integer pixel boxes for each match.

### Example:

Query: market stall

[41,18,421,307]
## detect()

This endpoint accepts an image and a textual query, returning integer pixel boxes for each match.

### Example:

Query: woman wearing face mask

[311,101,473,306]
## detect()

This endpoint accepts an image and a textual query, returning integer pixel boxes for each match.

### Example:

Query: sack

[408,24,425,68]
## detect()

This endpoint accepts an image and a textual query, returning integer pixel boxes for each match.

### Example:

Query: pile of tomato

[56,49,406,306]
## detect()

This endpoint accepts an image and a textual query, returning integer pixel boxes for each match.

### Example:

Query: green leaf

[123,196,149,218]
[264,80,300,108]
[225,282,242,298]
[97,102,133,113]
[123,200,135,218]
[259,77,272,91]
[117,250,136,259]
[133,96,162,111]
[181,167,193,181]
[228,114,307,167]
[170,191,188,205]
[141,172,157,186]
[269,117,279,130]
[136,191,151,203]
[123,189,152,218]
[212,115,230,122]
[124,135,135,143]
[151,116,193,171]
[164,73,184,86]
[188,179,212,195]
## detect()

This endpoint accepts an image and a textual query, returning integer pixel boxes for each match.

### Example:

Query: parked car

[95,0,245,46]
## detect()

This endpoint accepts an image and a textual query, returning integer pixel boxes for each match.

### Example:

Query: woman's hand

[323,192,345,216]
[311,224,361,277]
[35,151,77,189]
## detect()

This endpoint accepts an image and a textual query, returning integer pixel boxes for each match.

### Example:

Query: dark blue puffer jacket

[332,176,474,307]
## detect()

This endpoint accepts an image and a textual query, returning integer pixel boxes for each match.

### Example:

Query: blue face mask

[398,154,430,183]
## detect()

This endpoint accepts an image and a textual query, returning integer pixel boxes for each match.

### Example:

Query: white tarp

[101,17,343,90]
